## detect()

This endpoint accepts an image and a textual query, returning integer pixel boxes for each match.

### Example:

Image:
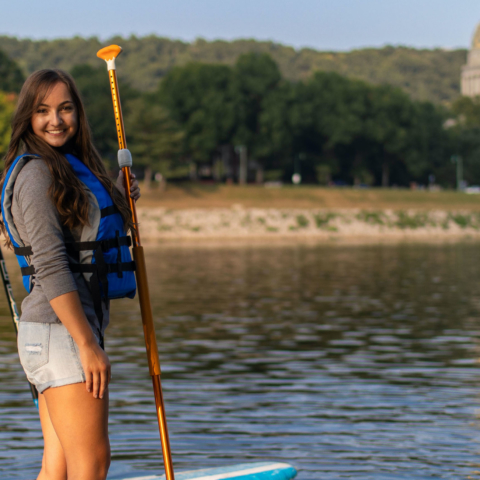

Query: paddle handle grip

[108,69,127,150]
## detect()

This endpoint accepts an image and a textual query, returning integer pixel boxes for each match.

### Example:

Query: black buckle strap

[69,261,136,274]
[100,205,120,218]
[65,235,132,253]
[21,265,35,276]
[14,246,33,256]
[115,231,123,278]
[15,235,132,256]
[23,261,135,277]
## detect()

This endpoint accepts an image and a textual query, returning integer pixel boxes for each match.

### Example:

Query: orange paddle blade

[97,45,122,61]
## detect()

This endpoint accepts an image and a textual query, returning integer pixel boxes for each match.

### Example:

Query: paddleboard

[117,462,297,480]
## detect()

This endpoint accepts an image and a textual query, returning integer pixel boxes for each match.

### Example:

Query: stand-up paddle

[0,246,38,408]
[97,45,297,480]
[97,44,175,480]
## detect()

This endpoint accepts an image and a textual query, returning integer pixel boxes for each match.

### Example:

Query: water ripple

[1,244,480,479]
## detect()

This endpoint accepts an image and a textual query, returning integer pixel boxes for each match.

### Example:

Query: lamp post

[451,155,463,191]
[235,145,247,185]
[292,153,306,185]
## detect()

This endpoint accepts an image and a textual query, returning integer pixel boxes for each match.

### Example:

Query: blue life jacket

[1,153,136,326]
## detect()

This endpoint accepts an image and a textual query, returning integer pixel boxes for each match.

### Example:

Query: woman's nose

[49,110,64,127]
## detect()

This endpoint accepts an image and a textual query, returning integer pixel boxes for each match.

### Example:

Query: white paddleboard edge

[123,461,297,480]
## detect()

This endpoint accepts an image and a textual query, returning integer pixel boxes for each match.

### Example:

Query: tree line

[0,35,466,103]
[0,49,479,188]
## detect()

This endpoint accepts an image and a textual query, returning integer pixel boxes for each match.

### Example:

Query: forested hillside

[1,37,478,189]
[0,35,466,104]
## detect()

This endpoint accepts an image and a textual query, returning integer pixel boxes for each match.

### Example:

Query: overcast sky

[2,0,480,51]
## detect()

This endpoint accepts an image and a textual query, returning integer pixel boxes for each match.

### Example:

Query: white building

[461,24,480,97]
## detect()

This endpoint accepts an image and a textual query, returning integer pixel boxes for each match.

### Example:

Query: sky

[2,0,480,51]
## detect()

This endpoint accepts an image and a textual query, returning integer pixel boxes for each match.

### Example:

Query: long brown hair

[0,69,134,247]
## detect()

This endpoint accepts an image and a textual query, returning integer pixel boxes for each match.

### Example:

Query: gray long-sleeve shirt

[11,158,109,334]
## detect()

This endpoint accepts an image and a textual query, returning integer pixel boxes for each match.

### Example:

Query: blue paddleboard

[118,462,297,480]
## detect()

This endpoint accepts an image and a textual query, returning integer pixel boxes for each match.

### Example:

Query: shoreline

[137,207,480,246]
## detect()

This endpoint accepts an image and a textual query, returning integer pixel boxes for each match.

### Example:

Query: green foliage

[157,63,235,162]
[447,96,480,186]
[0,35,465,104]
[0,49,23,93]
[314,213,337,229]
[125,95,184,171]
[71,64,139,163]
[0,91,15,155]
[0,35,467,187]
[232,53,282,159]
[448,213,477,229]
[296,214,309,228]
[451,96,480,126]
[395,211,432,229]
[356,211,386,226]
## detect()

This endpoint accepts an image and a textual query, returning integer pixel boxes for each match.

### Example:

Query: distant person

[0,69,140,480]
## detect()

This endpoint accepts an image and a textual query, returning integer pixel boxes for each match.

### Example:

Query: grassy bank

[139,184,480,211]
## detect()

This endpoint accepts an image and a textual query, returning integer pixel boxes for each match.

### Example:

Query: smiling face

[31,81,78,148]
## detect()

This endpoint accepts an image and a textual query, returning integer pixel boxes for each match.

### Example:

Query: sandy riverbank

[136,207,480,245]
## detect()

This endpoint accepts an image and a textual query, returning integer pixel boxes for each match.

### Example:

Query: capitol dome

[472,24,480,49]
[461,23,480,96]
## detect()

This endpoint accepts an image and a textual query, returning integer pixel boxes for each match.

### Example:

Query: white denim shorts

[17,322,100,394]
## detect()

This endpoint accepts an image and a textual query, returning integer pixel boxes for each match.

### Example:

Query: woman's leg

[37,393,67,480]
[42,383,110,480]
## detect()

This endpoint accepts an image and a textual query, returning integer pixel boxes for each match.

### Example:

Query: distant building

[461,24,480,97]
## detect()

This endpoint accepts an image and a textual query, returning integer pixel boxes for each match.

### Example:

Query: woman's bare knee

[68,443,110,480]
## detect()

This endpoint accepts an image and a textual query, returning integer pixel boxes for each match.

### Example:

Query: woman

[0,69,140,480]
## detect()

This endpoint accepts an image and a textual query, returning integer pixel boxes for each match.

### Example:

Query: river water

[1,243,480,479]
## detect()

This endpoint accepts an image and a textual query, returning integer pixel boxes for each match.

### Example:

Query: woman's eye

[36,109,47,114]
[62,105,73,112]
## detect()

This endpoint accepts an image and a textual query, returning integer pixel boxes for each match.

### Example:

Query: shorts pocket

[18,323,50,373]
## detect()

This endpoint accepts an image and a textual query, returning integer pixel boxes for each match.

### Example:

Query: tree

[124,95,184,185]
[71,64,139,165]
[231,53,282,156]
[157,63,236,163]
[0,92,16,156]
[448,97,480,185]
[0,35,466,103]
[0,49,24,93]
[361,85,416,186]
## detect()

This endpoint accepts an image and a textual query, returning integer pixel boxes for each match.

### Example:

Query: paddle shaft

[0,247,39,407]
[105,65,175,480]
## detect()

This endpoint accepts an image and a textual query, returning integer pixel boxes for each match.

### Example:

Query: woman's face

[31,81,78,148]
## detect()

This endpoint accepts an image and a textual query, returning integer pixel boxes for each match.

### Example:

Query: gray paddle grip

[118,149,133,168]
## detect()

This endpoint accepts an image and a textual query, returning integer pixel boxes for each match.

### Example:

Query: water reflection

[1,243,480,479]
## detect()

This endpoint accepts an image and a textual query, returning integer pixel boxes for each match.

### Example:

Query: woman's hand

[116,170,141,201]
[78,340,111,399]
[49,291,111,400]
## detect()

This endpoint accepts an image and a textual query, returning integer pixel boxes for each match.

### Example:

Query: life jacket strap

[66,235,132,252]
[69,261,136,274]
[13,235,132,257]
[14,246,34,256]
[21,265,35,276]
[20,260,135,277]
[100,205,120,218]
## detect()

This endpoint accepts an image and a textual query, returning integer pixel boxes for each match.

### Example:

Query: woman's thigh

[43,383,110,479]
[38,392,67,479]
